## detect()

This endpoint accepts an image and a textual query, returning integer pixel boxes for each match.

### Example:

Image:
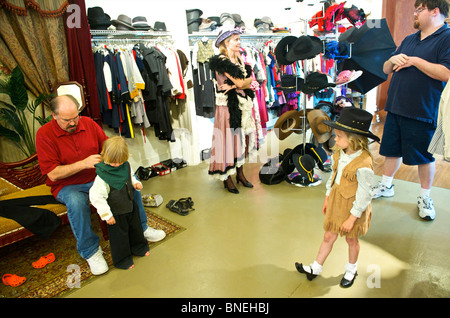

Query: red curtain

[63,0,101,123]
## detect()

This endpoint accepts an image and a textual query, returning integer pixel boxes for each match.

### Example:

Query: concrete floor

[65,133,450,299]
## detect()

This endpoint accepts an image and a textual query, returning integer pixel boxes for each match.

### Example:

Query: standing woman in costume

[208,27,258,193]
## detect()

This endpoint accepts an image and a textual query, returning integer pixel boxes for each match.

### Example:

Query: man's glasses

[57,115,80,124]
[414,7,426,14]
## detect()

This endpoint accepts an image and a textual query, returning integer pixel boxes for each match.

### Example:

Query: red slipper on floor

[32,253,55,268]
[2,274,26,287]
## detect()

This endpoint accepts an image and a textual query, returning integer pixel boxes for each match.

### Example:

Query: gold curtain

[0,0,70,97]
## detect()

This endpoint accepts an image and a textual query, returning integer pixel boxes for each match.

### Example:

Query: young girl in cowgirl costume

[295,107,380,288]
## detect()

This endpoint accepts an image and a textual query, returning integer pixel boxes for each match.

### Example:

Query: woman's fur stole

[208,54,255,129]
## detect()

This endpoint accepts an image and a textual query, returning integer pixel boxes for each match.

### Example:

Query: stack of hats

[254,16,273,33]
[87,7,112,30]
[220,13,246,29]
[186,9,203,34]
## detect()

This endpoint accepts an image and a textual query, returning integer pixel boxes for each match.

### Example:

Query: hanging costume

[207,54,257,180]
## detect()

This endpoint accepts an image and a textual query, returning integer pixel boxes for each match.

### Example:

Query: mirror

[55,81,85,112]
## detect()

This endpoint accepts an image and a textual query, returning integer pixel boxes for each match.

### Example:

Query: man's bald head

[50,95,79,116]
[51,95,80,133]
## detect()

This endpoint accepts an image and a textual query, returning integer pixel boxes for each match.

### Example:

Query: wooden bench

[0,154,108,248]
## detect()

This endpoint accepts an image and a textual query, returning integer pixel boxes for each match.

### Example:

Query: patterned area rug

[0,209,184,298]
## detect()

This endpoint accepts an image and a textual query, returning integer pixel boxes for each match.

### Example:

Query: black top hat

[275,36,297,66]
[87,7,111,30]
[301,72,336,94]
[323,107,380,142]
[286,35,323,62]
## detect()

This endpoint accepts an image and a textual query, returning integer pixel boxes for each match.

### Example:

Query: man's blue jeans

[57,182,148,259]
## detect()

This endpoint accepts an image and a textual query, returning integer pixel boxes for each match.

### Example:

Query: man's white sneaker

[86,247,108,275]
[144,227,166,242]
[417,196,435,221]
[371,182,395,199]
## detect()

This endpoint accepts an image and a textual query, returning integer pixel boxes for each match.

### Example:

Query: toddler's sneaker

[371,182,395,199]
[417,196,435,221]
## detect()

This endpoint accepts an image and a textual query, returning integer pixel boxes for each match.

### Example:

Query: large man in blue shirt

[372,0,450,221]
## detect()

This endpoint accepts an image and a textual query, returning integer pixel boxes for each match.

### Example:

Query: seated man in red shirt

[36,95,165,275]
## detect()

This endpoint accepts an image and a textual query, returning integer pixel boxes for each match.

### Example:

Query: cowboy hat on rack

[307,109,332,144]
[292,153,317,185]
[285,35,323,62]
[274,36,297,66]
[274,74,304,94]
[274,109,311,140]
[301,72,336,95]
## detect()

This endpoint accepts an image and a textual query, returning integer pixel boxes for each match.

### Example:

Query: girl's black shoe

[340,272,357,288]
[295,262,318,281]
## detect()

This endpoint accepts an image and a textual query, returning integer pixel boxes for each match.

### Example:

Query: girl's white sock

[304,261,323,275]
[343,262,358,281]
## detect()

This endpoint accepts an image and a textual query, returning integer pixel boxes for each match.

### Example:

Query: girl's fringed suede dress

[325,150,373,239]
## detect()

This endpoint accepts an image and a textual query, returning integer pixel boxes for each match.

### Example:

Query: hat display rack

[270,2,357,188]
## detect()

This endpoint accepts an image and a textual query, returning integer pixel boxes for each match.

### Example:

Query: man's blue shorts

[379,112,435,166]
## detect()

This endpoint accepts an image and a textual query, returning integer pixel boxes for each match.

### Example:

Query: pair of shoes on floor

[295,262,358,288]
[373,183,436,221]
[166,197,195,216]
[2,253,56,287]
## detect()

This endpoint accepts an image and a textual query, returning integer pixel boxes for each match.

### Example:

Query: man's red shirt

[36,116,108,198]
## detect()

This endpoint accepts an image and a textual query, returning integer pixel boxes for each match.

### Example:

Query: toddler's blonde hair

[101,136,129,164]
